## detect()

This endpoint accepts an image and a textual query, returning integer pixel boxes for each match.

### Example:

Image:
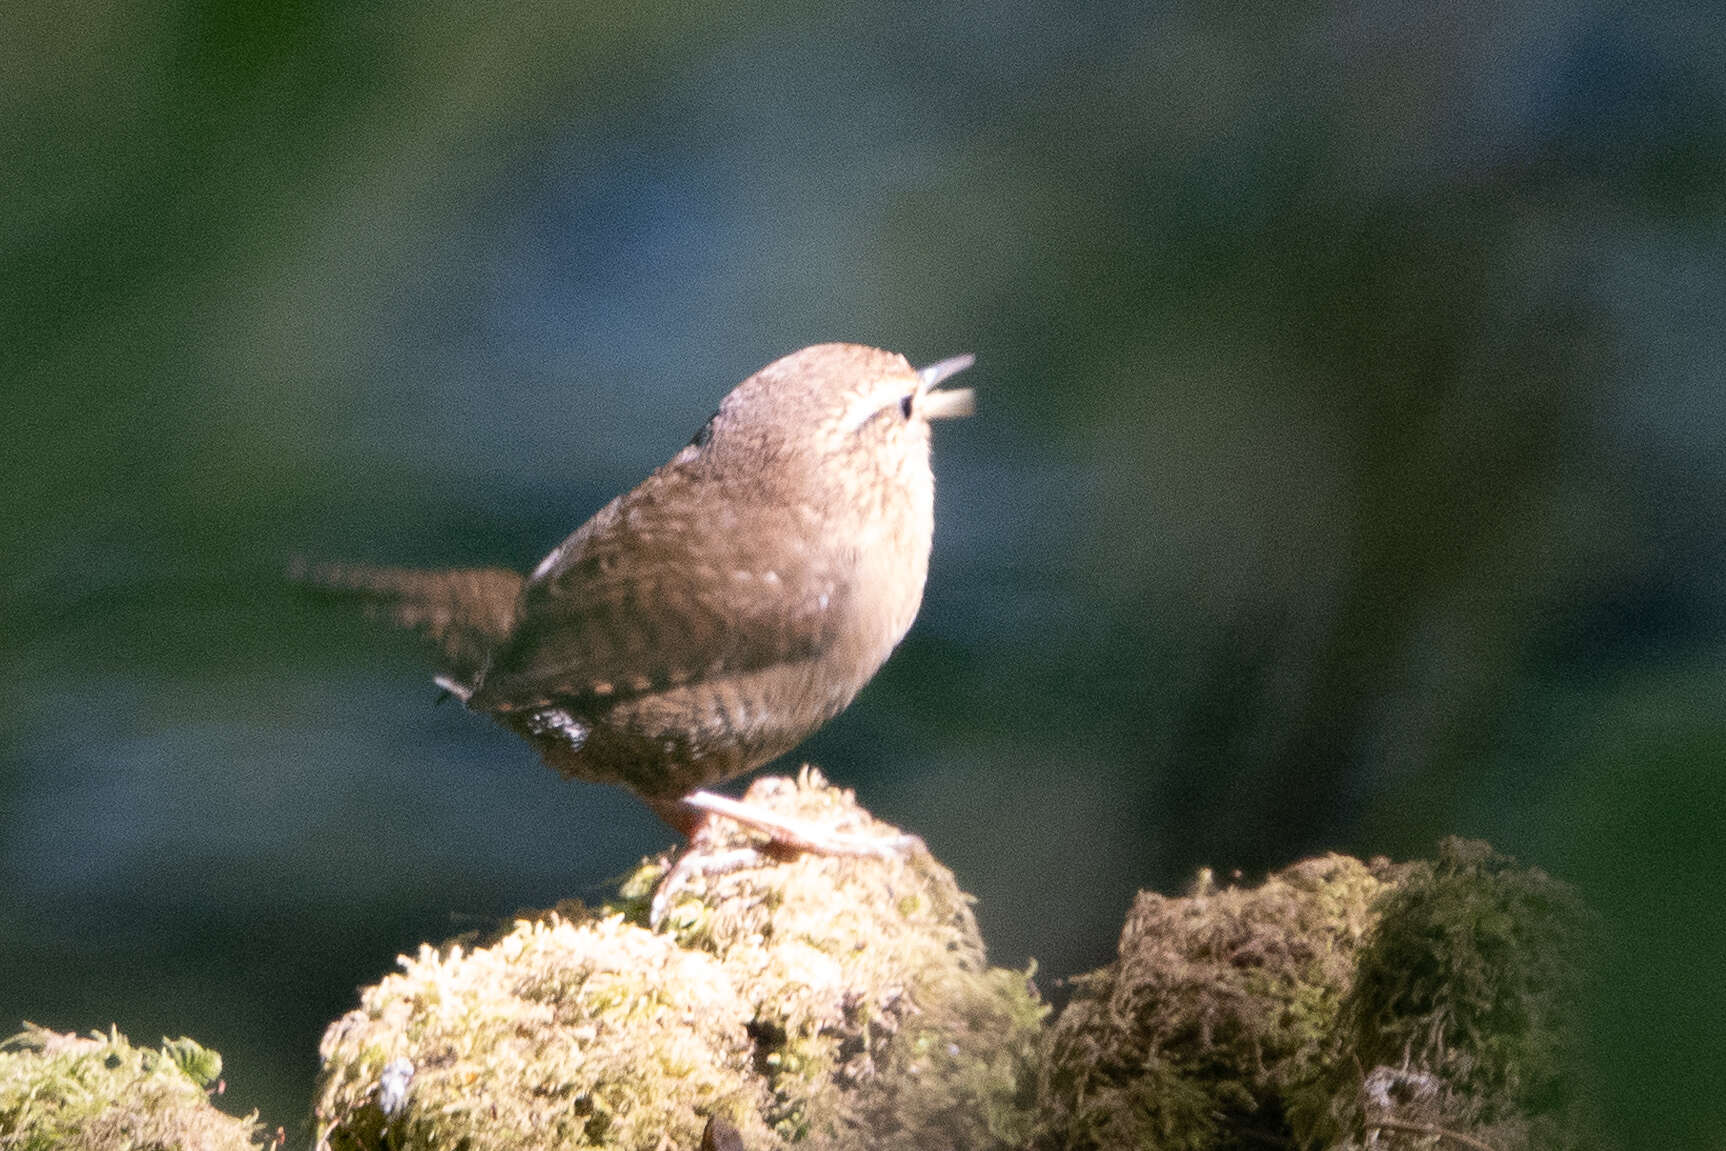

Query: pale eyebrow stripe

[836,389,898,433]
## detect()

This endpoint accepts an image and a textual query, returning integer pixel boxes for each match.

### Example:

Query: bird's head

[688,344,974,497]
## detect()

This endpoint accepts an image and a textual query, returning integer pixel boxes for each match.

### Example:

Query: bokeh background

[4,0,1723,1144]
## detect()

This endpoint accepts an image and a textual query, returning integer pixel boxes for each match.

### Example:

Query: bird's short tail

[289,559,525,692]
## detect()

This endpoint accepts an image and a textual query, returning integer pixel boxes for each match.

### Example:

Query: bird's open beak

[916,353,977,420]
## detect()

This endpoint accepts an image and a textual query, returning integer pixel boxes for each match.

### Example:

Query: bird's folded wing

[468,488,849,713]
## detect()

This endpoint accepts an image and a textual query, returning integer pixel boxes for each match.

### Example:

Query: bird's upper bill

[916,353,977,420]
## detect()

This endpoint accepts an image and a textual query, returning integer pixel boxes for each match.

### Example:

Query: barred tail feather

[289,559,524,691]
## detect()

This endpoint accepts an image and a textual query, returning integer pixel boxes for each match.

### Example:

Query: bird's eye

[899,394,915,419]
[689,413,718,448]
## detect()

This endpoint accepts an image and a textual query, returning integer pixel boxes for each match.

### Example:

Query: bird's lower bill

[920,388,976,420]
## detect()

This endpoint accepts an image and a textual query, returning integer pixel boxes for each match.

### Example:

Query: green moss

[1038,854,1397,1150]
[314,768,1044,1151]
[316,913,765,1151]
[1298,837,1605,1151]
[1038,840,1606,1151]
[315,782,1601,1151]
[0,1024,263,1151]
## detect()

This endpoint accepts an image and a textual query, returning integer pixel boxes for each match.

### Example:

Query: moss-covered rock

[1038,838,1604,1151]
[313,768,1045,1151]
[309,768,1599,1151]
[1299,837,1604,1151]
[1037,854,1397,1150]
[0,1024,264,1151]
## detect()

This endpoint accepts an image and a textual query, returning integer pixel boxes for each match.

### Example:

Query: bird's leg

[645,794,760,926]
[643,795,710,840]
[679,789,922,859]
[644,788,922,927]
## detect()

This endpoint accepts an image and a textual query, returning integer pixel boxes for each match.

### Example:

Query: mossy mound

[1037,854,1397,1150]
[0,1024,263,1151]
[1038,839,1604,1151]
[315,909,768,1150]
[1304,837,1604,1151]
[313,769,1045,1151]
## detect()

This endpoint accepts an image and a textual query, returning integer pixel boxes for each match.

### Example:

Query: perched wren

[302,343,974,845]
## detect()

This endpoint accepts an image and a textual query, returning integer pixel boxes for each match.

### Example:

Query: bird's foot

[649,844,758,927]
[647,783,923,926]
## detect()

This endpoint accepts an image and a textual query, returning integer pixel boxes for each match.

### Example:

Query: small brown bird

[300,343,974,849]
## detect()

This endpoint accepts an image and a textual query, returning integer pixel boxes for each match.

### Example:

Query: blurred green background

[3,0,1722,1143]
